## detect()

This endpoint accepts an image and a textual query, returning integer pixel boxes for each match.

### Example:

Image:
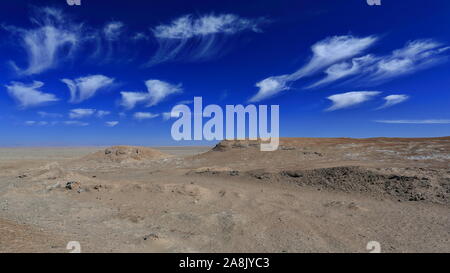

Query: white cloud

[68,108,111,119]
[377,94,409,109]
[162,112,172,120]
[64,120,89,126]
[149,14,266,65]
[105,121,119,127]
[96,110,111,118]
[293,35,378,78]
[103,21,124,41]
[371,40,449,82]
[93,21,146,62]
[61,75,114,103]
[121,92,151,110]
[133,112,159,120]
[308,55,378,88]
[120,91,149,109]
[120,79,182,109]
[5,81,59,108]
[249,35,378,102]
[69,108,96,119]
[310,39,449,87]
[25,121,49,126]
[25,121,36,126]
[326,91,381,111]
[154,14,263,39]
[145,80,182,106]
[248,76,290,103]
[375,119,450,124]
[5,7,81,75]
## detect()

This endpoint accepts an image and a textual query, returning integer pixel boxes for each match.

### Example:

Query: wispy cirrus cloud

[69,108,96,119]
[120,79,182,109]
[5,81,59,108]
[64,120,89,126]
[250,76,290,103]
[148,13,267,65]
[374,119,450,124]
[61,75,114,103]
[105,121,119,127]
[103,21,124,41]
[3,9,268,70]
[326,91,381,111]
[154,14,263,39]
[377,94,409,109]
[310,39,449,88]
[25,121,49,126]
[133,112,159,120]
[97,21,128,61]
[162,112,172,121]
[308,54,379,88]
[370,39,449,82]
[120,92,151,109]
[96,110,111,118]
[3,7,153,70]
[3,7,82,75]
[249,35,378,102]
[69,108,111,119]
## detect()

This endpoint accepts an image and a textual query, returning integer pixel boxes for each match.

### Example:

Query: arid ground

[0,137,449,253]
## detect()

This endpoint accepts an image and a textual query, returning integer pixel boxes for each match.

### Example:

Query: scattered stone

[143,233,159,240]
[282,170,303,178]
[347,202,359,210]
[247,170,272,180]
[231,143,248,148]
[229,170,239,176]
[65,181,81,190]
[409,193,426,201]
[83,146,170,163]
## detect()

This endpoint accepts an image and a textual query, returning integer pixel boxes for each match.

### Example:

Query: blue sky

[0,0,449,146]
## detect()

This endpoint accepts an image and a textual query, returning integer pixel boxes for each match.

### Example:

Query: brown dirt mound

[82,146,170,163]
[277,166,450,204]
[210,137,450,151]
[194,137,450,170]
[188,165,450,205]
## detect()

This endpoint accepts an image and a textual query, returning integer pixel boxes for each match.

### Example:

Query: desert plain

[0,137,449,252]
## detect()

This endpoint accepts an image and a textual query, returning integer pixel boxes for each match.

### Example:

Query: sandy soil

[0,138,448,253]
